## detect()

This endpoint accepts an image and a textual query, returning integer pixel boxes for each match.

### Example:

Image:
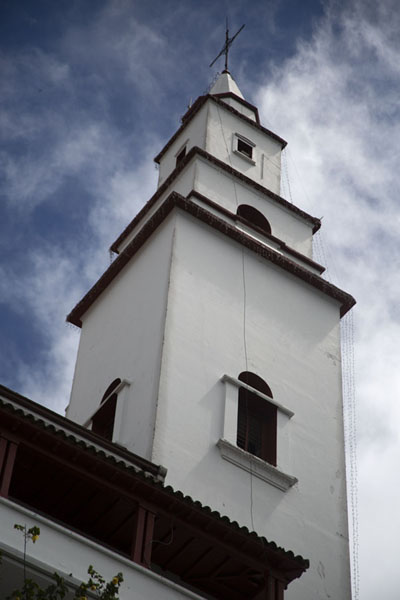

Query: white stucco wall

[116,162,197,254]
[190,157,314,257]
[157,103,208,187]
[151,211,351,600]
[157,98,283,198]
[218,96,257,121]
[206,102,282,194]
[119,155,314,262]
[65,78,349,598]
[67,216,177,459]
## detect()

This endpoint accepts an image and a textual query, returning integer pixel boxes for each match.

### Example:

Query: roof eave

[68,191,354,327]
[112,145,320,253]
[154,94,287,165]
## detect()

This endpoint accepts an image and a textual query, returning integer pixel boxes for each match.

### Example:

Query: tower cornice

[211,91,261,123]
[154,94,287,165]
[68,191,355,328]
[112,145,320,254]
[188,189,325,274]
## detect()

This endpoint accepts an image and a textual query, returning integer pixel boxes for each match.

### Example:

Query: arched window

[236,371,277,465]
[91,378,121,441]
[237,205,271,235]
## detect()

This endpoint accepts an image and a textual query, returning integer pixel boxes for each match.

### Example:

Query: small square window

[233,134,256,164]
[237,138,253,159]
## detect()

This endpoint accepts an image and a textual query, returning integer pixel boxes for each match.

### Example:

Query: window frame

[237,386,277,465]
[175,139,189,166]
[236,205,272,236]
[233,133,256,164]
[218,374,297,491]
[84,378,131,444]
[91,378,121,440]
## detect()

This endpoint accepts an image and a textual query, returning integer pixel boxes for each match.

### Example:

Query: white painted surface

[158,96,282,195]
[66,74,351,600]
[150,211,350,600]
[117,156,314,265]
[189,158,314,257]
[209,71,244,99]
[205,102,282,193]
[217,438,297,491]
[116,162,196,254]
[157,103,208,187]
[219,95,257,121]
[68,204,347,597]
[67,215,177,459]
[0,499,204,600]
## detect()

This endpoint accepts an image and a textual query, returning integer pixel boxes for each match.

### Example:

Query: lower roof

[0,383,308,599]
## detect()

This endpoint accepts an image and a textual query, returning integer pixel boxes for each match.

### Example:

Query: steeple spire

[209,70,245,99]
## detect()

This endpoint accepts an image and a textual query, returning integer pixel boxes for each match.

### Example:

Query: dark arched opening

[91,378,121,441]
[237,205,271,235]
[237,371,277,465]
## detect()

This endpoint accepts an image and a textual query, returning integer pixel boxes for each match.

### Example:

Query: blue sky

[2,1,400,598]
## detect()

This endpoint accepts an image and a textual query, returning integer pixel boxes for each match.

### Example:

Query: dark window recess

[91,378,121,441]
[176,146,186,166]
[237,138,253,159]
[236,372,277,466]
[237,204,271,235]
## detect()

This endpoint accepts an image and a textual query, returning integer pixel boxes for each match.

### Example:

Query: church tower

[66,69,355,599]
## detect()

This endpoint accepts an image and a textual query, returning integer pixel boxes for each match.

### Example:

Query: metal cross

[209,21,245,71]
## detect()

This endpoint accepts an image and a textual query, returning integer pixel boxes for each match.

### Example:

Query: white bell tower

[66,70,355,600]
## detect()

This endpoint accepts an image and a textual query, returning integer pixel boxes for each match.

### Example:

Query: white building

[0,70,355,599]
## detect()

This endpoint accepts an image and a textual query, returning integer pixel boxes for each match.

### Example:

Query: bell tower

[66,70,355,600]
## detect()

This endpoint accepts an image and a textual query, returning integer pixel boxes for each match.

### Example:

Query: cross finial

[209,20,245,71]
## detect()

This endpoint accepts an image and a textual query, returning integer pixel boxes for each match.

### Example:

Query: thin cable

[342,310,359,600]
[282,140,359,595]
[313,230,333,283]
[216,104,239,208]
[241,249,254,532]
[281,149,293,204]
[216,103,255,531]
[241,251,249,371]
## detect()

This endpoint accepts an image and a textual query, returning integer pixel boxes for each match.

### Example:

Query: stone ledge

[217,438,298,492]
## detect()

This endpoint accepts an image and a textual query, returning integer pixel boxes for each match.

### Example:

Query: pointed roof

[209,69,244,99]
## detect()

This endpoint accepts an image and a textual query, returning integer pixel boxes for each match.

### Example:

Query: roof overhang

[154,94,287,165]
[0,385,309,599]
[212,91,261,123]
[68,190,354,328]
[112,145,321,254]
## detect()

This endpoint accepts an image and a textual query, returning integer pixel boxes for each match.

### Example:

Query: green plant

[6,524,123,600]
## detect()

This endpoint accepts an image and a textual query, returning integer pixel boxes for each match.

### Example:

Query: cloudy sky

[1,0,400,597]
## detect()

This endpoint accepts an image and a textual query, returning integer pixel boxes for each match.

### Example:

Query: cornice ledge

[217,438,298,492]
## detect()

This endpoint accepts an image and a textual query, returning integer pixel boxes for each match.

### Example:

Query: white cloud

[255,2,400,597]
[0,3,166,416]
[0,245,82,412]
